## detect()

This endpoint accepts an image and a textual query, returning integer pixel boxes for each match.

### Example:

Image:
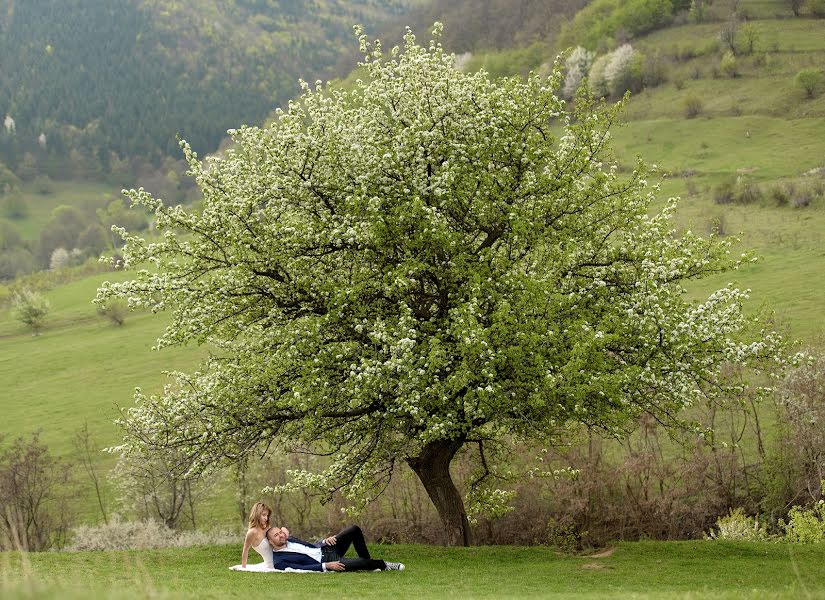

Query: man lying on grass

[266,524,405,572]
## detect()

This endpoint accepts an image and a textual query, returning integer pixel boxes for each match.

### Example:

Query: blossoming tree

[97,25,784,546]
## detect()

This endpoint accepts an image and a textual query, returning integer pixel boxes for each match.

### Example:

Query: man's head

[266,526,289,548]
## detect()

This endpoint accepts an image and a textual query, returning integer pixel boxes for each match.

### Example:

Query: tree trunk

[407,438,472,546]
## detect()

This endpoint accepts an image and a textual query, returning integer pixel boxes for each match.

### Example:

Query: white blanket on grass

[229,562,324,573]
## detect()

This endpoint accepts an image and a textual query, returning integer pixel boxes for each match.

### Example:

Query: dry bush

[65,517,237,551]
[0,433,74,550]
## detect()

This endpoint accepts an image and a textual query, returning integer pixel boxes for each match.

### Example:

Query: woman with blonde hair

[240,502,274,568]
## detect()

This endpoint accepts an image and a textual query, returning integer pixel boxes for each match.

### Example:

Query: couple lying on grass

[241,502,405,572]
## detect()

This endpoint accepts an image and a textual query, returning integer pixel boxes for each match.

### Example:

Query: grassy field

[3,541,825,599]
[5,181,122,241]
[1,0,824,535]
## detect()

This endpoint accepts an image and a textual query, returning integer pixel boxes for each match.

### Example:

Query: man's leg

[333,525,371,558]
[340,557,386,572]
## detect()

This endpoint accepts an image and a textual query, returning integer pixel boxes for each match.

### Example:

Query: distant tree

[795,68,824,98]
[588,51,612,98]
[96,198,149,241]
[0,220,24,251]
[73,423,109,525]
[0,161,21,197]
[563,46,595,99]
[739,23,761,55]
[38,205,88,266]
[0,248,37,281]
[787,0,804,16]
[49,247,70,270]
[1,192,28,220]
[16,153,39,182]
[720,12,739,54]
[809,0,825,17]
[604,43,638,96]
[98,25,786,546]
[77,223,110,256]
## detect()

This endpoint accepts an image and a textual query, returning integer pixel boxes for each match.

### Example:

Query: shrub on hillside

[769,182,794,206]
[720,50,738,78]
[12,288,50,334]
[97,298,128,326]
[683,94,703,118]
[713,177,736,204]
[795,68,824,99]
[563,46,595,99]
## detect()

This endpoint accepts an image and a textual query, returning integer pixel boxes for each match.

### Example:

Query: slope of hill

[0,0,420,174]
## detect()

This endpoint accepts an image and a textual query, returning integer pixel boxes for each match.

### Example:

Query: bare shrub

[65,517,237,551]
[773,354,825,504]
[792,186,814,208]
[713,177,736,204]
[110,449,214,530]
[0,433,74,550]
[769,182,793,206]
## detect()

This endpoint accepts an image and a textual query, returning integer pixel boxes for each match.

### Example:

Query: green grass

[6,181,121,241]
[3,541,825,599]
[611,117,825,179]
[0,271,205,456]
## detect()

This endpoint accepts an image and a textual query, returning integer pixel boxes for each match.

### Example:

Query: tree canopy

[98,25,785,545]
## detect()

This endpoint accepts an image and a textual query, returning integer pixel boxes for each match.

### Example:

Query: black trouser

[322,525,386,571]
[339,557,387,571]
[328,525,372,559]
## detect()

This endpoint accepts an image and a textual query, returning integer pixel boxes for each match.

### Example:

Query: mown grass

[3,541,825,599]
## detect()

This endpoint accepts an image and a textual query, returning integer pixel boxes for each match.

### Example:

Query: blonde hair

[247,502,271,529]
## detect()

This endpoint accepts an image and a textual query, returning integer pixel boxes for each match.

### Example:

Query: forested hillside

[0,0,418,177]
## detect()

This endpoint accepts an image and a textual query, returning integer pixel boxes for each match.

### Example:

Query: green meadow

[3,541,825,599]
[1,5,825,597]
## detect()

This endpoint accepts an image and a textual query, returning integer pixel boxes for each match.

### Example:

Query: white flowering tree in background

[562,46,594,99]
[97,25,785,546]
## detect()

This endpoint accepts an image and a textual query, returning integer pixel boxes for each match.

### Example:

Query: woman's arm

[241,528,255,568]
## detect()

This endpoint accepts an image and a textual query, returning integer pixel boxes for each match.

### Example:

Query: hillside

[0,0,420,176]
